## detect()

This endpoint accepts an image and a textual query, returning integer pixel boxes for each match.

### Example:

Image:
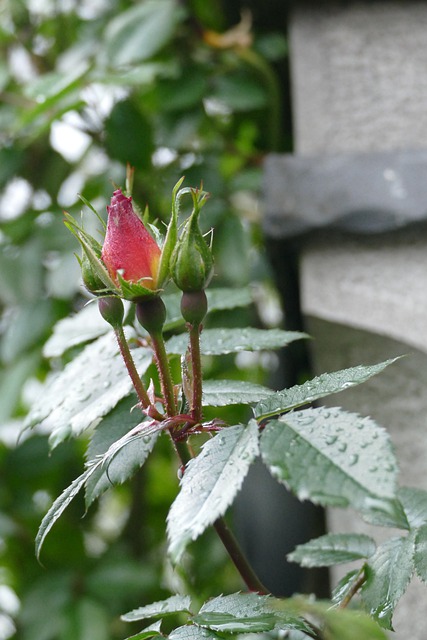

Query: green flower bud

[98,296,124,329]
[181,291,208,325]
[136,296,167,335]
[171,192,214,292]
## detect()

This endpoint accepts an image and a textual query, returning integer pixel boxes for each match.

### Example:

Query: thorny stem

[150,330,177,417]
[114,326,151,409]
[188,323,203,423]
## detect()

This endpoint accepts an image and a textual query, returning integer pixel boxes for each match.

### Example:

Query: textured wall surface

[290,1,427,154]
[285,3,427,636]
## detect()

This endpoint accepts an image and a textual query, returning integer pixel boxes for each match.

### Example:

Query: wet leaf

[254,359,400,420]
[194,593,276,633]
[43,303,110,357]
[202,379,274,407]
[397,486,427,529]
[166,328,307,356]
[167,422,259,562]
[414,524,427,583]
[122,595,192,622]
[288,533,376,568]
[169,627,220,640]
[24,330,152,448]
[362,534,415,630]
[260,407,398,513]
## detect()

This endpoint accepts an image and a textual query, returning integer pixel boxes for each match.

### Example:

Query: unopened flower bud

[136,296,167,335]
[171,196,213,292]
[98,296,124,329]
[101,189,161,296]
[181,291,208,325]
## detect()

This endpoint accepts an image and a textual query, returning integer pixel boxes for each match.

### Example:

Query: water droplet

[341,381,355,389]
[337,442,347,452]
[103,380,111,389]
[349,453,359,466]
[369,465,378,472]
[325,435,338,445]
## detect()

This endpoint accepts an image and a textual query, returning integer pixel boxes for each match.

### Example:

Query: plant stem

[213,517,269,594]
[114,326,151,408]
[150,330,177,417]
[171,435,268,594]
[188,323,203,423]
[338,567,367,609]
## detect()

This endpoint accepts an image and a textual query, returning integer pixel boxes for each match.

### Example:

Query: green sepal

[116,271,158,302]
[64,212,117,293]
[156,177,185,289]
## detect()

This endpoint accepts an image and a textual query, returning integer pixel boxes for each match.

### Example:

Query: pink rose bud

[101,189,161,289]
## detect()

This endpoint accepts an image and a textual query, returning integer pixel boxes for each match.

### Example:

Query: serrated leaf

[288,534,376,568]
[43,303,110,357]
[24,330,152,447]
[169,626,220,640]
[414,524,427,583]
[166,328,307,356]
[194,593,276,633]
[274,597,389,640]
[35,462,102,559]
[202,380,274,407]
[260,407,398,513]
[122,595,192,622]
[85,399,158,506]
[163,288,252,330]
[254,359,400,420]
[398,486,427,529]
[362,534,415,630]
[167,422,259,562]
[105,0,184,67]
[123,620,163,640]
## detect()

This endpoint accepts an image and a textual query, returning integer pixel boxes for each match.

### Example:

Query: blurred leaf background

[0,0,291,637]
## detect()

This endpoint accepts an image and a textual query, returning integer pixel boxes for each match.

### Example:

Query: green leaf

[169,627,220,640]
[163,287,253,330]
[273,597,389,640]
[24,330,152,448]
[43,302,110,357]
[322,607,389,640]
[254,359,399,420]
[105,0,184,67]
[288,534,376,568]
[398,486,427,529]
[123,621,163,640]
[122,595,192,622]
[166,328,307,356]
[362,534,415,630]
[85,397,159,507]
[35,462,102,559]
[194,593,276,633]
[202,380,274,407]
[414,524,427,583]
[167,422,259,562]
[260,407,398,513]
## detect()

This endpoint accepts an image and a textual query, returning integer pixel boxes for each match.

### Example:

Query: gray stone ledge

[263,150,427,239]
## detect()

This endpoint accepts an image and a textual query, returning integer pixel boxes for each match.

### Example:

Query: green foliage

[166,328,307,356]
[167,422,259,562]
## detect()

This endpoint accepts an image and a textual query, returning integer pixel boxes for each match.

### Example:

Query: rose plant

[26,176,427,640]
